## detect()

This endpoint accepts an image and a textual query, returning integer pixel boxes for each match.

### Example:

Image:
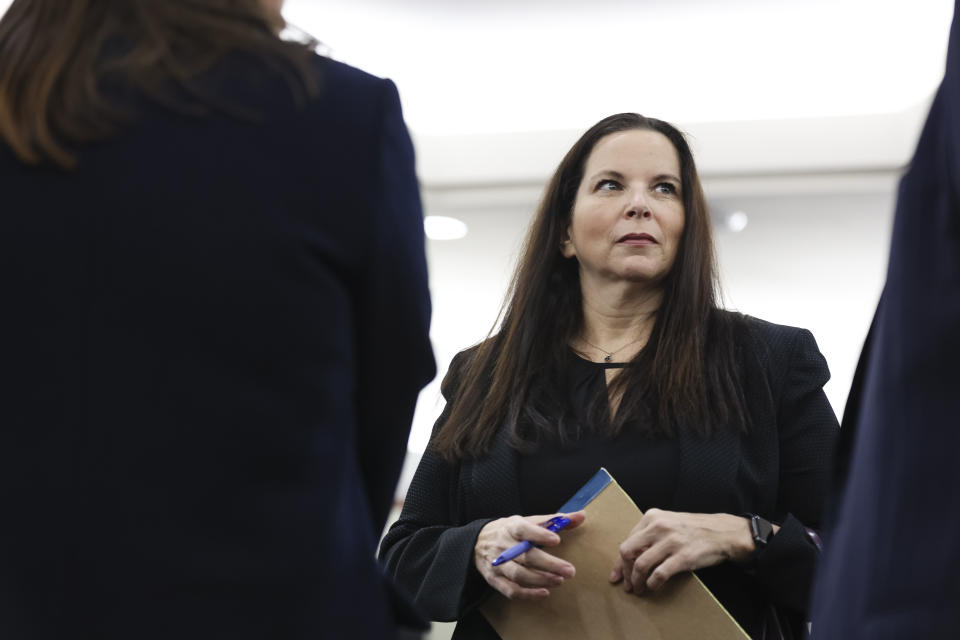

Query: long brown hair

[431,113,748,461]
[0,0,318,169]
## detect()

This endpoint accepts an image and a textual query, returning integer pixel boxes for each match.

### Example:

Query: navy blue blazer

[810,3,960,638]
[0,53,435,639]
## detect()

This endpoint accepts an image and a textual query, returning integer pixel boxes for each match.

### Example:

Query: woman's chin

[611,266,670,287]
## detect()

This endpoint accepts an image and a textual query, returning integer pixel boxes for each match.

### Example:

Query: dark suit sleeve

[354,79,436,537]
[379,354,495,622]
[754,328,839,613]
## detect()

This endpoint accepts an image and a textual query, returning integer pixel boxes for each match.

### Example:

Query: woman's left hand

[609,509,756,595]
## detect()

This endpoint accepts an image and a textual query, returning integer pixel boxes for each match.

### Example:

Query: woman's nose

[625,193,652,219]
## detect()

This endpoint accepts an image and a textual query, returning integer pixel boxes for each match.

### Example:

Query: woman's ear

[560,230,576,258]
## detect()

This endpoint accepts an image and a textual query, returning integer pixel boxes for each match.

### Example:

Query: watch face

[753,516,773,546]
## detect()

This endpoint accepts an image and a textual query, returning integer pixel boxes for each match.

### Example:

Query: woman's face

[562,129,685,289]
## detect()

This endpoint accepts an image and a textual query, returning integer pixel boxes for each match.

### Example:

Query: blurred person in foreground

[380,112,839,639]
[0,0,434,638]
[810,2,960,638]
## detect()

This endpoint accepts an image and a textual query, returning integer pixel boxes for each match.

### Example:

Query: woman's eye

[654,182,678,195]
[596,179,621,192]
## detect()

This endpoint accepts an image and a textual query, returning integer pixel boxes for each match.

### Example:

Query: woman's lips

[618,233,657,245]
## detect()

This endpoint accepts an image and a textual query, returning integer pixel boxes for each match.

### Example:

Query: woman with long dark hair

[0,1,434,638]
[380,113,838,639]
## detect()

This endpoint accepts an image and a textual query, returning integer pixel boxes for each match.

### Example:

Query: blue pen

[491,516,572,566]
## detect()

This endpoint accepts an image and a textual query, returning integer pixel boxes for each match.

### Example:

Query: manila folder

[480,471,749,639]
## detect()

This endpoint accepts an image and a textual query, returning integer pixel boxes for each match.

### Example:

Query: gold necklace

[579,336,643,363]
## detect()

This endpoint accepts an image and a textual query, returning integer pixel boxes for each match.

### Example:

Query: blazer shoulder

[731,312,830,387]
[735,313,816,356]
[438,336,503,401]
[309,55,398,104]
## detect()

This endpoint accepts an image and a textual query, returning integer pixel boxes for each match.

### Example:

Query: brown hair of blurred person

[0,0,316,169]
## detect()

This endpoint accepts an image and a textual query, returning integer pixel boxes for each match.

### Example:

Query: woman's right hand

[473,511,586,600]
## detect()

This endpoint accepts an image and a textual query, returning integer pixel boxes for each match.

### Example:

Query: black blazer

[810,5,960,638]
[0,54,435,638]
[380,314,838,639]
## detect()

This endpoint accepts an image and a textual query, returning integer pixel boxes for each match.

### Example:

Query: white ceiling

[285,0,952,133]
[280,0,954,184]
[0,0,951,181]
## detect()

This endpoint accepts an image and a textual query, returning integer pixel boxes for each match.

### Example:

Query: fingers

[506,513,570,547]
[618,511,658,562]
[487,574,551,601]
[628,541,672,594]
[523,547,576,579]
[616,509,683,594]
[618,523,655,593]
[615,509,743,596]
[563,510,587,530]
[645,553,689,591]
[618,539,688,595]
[609,564,623,584]
[499,557,568,589]
[480,549,572,600]
[474,512,583,600]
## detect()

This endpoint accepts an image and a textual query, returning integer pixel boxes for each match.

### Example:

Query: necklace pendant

[604,354,612,362]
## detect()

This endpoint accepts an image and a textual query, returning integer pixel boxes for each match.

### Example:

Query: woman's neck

[576,279,662,360]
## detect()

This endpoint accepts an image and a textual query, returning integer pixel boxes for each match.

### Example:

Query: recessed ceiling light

[727,211,749,233]
[424,215,468,241]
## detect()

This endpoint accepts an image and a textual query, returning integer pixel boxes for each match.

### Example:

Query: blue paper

[558,467,612,512]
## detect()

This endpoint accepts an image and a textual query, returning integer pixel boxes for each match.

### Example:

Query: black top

[518,354,679,516]
[0,54,435,639]
[380,314,839,640]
